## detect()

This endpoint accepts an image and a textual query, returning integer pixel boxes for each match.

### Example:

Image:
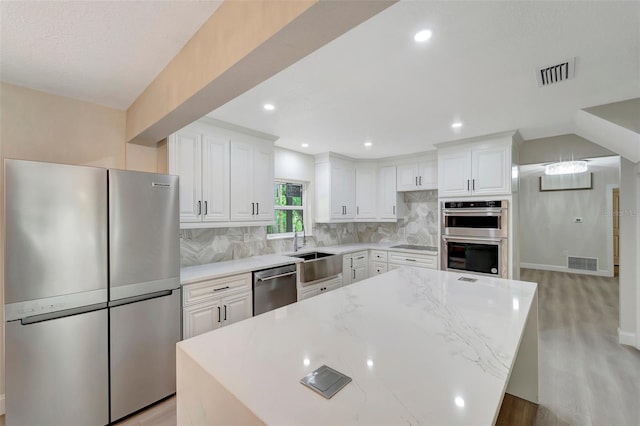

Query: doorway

[613,187,620,277]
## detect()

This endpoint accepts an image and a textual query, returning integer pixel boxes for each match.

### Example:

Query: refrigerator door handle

[20,302,108,325]
[109,290,174,308]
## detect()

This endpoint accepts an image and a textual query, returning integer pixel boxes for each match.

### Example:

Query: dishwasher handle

[256,271,297,283]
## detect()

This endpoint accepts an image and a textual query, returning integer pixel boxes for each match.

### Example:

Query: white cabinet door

[356,166,377,219]
[253,143,275,222]
[323,279,342,292]
[471,145,510,196]
[201,135,229,222]
[379,166,398,219]
[230,140,255,221]
[438,150,472,197]
[396,163,419,191]
[169,130,202,223]
[343,166,356,218]
[353,265,368,283]
[221,291,252,326]
[183,300,221,339]
[342,255,352,286]
[330,163,346,219]
[418,158,438,189]
[298,287,320,301]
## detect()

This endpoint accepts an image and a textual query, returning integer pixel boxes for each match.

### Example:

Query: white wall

[519,156,620,275]
[619,158,638,344]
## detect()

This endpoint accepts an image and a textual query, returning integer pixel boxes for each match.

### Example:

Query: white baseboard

[0,393,5,415]
[520,262,613,277]
[618,328,637,347]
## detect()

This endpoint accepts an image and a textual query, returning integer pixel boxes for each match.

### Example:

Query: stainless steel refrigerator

[4,159,181,425]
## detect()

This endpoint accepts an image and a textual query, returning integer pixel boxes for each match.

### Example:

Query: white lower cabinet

[182,273,252,339]
[343,251,368,285]
[368,249,389,276]
[388,252,438,270]
[297,275,343,301]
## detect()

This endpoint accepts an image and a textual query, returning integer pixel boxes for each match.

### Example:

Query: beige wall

[619,158,638,338]
[0,82,159,400]
[584,98,640,134]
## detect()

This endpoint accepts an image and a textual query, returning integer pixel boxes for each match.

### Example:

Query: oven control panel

[443,200,504,209]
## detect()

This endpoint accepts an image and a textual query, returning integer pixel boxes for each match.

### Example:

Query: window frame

[266,180,312,240]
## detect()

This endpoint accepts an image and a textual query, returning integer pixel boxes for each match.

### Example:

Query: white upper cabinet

[437,133,517,198]
[169,119,275,228]
[396,157,437,191]
[378,166,404,220]
[316,155,356,222]
[230,137,274,223]
[355,165,377,219]
[169,123,229,224]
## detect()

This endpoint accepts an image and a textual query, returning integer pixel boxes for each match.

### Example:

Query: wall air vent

[567,256,598,272]
[536,57,575,87]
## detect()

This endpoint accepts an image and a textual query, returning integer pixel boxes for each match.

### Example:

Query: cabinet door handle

[256,202,259,215]
[217,306,221,323]
[393,205,395,215]
[252,202,255,215]
[213,286,230,292]
[353,270,356,279]
[198,200,202,215]
[419,176,422,186]
[415,176,418,186]
[204,201,208,215]
[224,305,227,321]
[472,179,475,191]
[467,180,470,191]
[357,206,359,215]
[406,258,416,262]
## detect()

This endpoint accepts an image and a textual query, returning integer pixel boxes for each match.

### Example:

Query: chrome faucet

[293,219,306,252]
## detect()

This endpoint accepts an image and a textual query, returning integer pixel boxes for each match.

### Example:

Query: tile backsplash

[180,190,439,267]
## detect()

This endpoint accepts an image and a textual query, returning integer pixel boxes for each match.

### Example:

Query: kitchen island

[176,267,538,425]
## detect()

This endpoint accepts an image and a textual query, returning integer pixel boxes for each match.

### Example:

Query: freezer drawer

[110,289,181,422]
[6,309,109,426]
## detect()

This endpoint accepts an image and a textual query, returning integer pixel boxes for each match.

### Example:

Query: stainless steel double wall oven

[441,200,509,278]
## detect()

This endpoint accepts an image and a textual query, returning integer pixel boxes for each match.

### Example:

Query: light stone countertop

[181,243,438,285]
[180,255,303,285]
[176,267,538,425]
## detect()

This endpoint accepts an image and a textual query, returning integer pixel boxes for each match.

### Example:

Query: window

[267,181,307,237]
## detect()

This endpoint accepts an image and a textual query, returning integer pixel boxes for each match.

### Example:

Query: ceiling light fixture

[414,29,432,42]
[301,143,309,148]
[364,141,373,147]
[451,122,463,129]
[545,160,588,175]
[263,103,275,111]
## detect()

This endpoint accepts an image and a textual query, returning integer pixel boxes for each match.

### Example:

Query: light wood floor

[5,269,639,425]
[523,268,640,426]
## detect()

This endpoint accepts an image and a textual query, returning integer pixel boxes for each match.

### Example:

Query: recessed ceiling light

[451,122,463,129]
[414,29,432,42]
[364,141,373,147]
[263,103,275,111]
[301,143,309,148]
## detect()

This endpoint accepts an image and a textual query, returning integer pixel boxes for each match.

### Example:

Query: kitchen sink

[289,251,343,284]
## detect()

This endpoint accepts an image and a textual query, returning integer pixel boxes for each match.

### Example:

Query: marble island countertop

[176,267,539,425]
[181,243,438,284]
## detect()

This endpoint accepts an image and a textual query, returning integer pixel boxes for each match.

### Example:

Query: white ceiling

[1,1,638,157]
[209,1,640,159]
[0,0,222,109]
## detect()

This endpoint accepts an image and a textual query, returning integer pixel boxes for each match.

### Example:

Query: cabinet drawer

[298,275,342,301]
[370,250,388,262]
[369,262,388,275]
[351,250,369,267]
[388,252,437,269]
[183,273,251,306]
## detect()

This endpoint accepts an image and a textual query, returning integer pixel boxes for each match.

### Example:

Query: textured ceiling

[0,0,222,109]
[209,1,640,159]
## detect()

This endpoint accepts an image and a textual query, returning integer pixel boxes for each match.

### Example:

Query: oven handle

[442,208,504,216]
[442,236,504,244]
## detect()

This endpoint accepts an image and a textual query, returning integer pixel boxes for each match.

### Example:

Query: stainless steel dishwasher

[253,264,298,315]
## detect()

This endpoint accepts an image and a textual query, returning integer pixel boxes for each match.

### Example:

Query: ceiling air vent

[536,57,575,87]
[567,256,597,272]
